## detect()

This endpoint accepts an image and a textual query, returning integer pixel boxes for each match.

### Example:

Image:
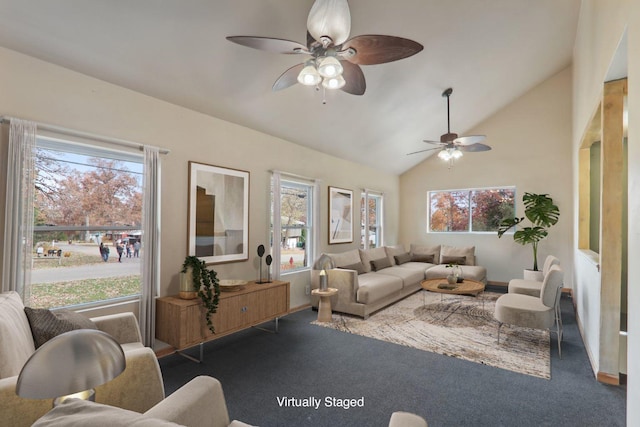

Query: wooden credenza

[156,280,289,353]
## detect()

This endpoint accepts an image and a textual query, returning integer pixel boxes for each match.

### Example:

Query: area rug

[312,291,551,379]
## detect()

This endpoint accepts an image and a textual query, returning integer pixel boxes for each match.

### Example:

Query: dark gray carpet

[159,291,626,427]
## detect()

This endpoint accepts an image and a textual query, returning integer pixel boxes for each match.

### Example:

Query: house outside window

[271,176,315,273]
[361,190,384,249]
[29,136,144,309]
[428,187,516,233]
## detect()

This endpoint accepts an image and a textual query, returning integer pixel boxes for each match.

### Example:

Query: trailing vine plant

[181,256,220,334]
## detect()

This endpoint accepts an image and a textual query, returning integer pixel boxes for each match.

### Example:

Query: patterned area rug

[312,290,551,379]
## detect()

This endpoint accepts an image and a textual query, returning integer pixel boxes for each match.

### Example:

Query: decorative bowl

[218,280,248,292]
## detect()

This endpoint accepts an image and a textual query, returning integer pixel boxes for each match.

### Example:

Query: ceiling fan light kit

[408,87,492,168]
[227,0,423,97]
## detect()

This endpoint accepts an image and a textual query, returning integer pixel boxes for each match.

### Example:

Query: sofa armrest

[91,312,143,345]
[144,376,231,427]
[0,376,53,427]
[328,268,359,302]
[389,411,428,427]
[95,346,165,413]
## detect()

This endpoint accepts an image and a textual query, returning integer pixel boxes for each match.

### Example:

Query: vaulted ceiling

[0,0,580,174]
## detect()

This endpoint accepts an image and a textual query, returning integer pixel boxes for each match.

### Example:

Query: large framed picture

[188,161,249,264]
[328,186,353,244]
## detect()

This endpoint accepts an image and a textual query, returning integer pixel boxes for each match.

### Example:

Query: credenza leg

[176,342,204,363]
[252,317,280,334]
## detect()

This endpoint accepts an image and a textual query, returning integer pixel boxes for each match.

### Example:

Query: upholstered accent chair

[507,255,560,297]
[494,265,564,357]
[0,291,164,427]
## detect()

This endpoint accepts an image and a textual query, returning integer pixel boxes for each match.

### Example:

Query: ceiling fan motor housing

[440,132,458,142]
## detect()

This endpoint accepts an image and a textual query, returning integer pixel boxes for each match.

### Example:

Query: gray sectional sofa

[311,244,487,319]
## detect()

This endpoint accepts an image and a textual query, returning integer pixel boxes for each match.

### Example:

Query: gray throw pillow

[370,257,392,271]
[411,253,434,263]
[394,253,412,265]
[441,255,466,265]
[339,262,365,275]
[24,307,98,348]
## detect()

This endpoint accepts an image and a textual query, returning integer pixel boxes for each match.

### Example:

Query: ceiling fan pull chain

[322,86,327,105]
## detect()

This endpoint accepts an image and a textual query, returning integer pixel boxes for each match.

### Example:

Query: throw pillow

[411,253,434,263]
[439,244,475,265]
[370,257,392,271]
[394,253,412,265]
[441,255,467,265]
[24,307,98,348]
[339,262,366,275]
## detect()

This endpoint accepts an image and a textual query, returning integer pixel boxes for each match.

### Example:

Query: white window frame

[271,172,317,278]
[427,186,516,234]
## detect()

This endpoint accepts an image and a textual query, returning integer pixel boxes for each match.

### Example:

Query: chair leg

[497,322,503,344]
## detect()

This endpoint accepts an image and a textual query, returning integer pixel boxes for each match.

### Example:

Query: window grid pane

[276,179,313,273]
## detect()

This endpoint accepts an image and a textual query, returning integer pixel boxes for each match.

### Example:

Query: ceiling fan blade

[422,140,445,146]
[458,143,492,152]
[307,0,351,46]
[341,35,423,65]
[407,147,442,155]
[226,36,308,54]
[454,135,486,146]
[340,61,366,95]
[272,63,305,91]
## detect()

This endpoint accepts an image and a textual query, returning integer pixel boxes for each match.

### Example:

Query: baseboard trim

[487,280,507,287]
[289,303,311,313]
[596,371,620,385]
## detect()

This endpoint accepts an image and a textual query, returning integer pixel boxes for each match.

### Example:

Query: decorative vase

[179,269,197,299]
[447,274,457,285]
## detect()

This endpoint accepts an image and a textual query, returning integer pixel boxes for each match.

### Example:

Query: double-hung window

[361,190,384,249]
[29,136,144,308]
[271,173,316,274]
[428,187,516,233]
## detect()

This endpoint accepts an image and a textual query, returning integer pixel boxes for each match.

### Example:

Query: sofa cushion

[359,247,388,273]
[384,245,406,265]
[327,249,361,269]
[394,253,412,265]
[440,245,475,266]
[411,253,435,263]
[32,399,183,427]
[24,307,98,349]
[376,266,425,287]
[410,244,441,264]
[356,273,403,304]
[0,292,36,379]
[370,257,393,271]
[338,262,365,275]
[441,255,466,265]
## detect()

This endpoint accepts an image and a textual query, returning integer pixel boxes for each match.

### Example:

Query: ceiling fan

[408,88,491,163]
[226,0,423,96]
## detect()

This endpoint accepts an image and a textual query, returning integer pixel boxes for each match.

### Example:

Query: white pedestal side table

[312,287,338,322]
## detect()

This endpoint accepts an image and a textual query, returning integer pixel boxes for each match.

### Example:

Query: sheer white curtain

[2,119,36,298]
[271,171,282,281]
[139,146,161,347]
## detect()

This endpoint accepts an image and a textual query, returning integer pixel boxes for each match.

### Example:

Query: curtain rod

[0,116,170,155]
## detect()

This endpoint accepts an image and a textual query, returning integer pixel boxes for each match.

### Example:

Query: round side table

[311,287,338,322]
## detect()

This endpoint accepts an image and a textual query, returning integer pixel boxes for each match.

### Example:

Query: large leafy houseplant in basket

[497,192,559,272]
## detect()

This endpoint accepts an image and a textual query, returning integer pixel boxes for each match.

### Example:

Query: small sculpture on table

[265,254,273,283]
[257,244,266,283]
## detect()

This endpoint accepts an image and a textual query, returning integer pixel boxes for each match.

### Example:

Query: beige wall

[0,46,400,312]
[399,67,573,285]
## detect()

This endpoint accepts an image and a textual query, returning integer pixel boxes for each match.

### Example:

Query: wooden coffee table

[421,278,485,309]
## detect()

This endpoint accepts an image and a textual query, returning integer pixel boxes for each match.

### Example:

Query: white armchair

[494,265,564,357]
[507,255,560,297]
[0,291,164,427]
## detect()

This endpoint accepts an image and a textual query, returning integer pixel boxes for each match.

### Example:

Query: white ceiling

[0,0,580,175]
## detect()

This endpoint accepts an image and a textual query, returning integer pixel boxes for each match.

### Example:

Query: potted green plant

[497,192,559,278]
[181,256,220,334]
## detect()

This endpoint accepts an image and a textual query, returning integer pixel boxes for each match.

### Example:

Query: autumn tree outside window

[428,187,516,233]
